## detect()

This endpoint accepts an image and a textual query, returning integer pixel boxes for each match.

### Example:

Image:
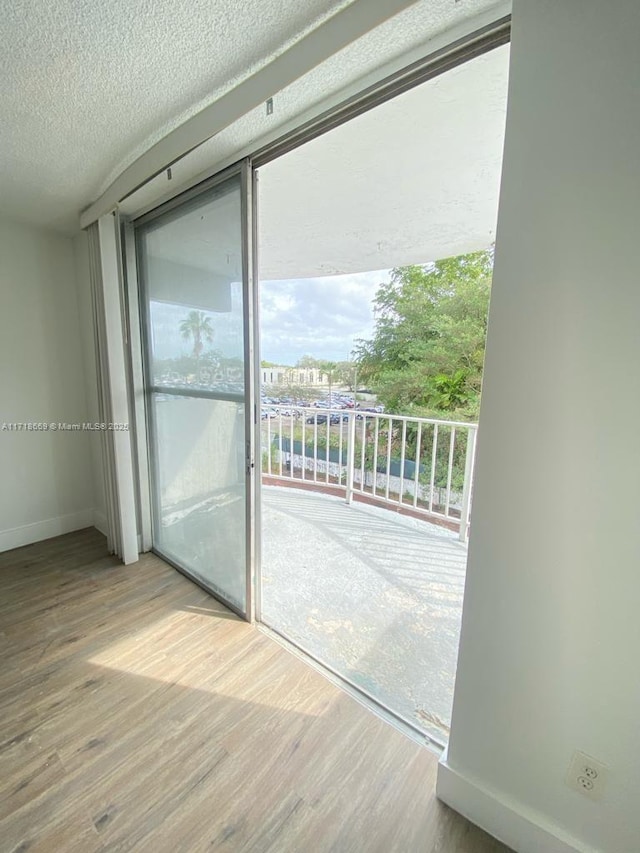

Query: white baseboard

[437,750,593,853]
[0,509,97,553]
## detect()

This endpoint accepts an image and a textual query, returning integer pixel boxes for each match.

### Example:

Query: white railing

[261,405,478,543]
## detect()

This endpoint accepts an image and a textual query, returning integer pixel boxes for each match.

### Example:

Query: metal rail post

[459,426,478,543]
[345,411,356,505]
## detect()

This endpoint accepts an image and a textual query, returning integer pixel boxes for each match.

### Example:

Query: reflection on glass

[153,396,246,611]
[137,175,248,613]
[140,181,244,396]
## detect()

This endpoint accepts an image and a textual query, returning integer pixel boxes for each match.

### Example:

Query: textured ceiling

[258,45,509,278]
[122,0,508,218]
[0,0,352,233]
[0,0,506,234]
[133,44,508,280]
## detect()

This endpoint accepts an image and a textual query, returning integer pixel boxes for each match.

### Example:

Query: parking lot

[260,390,384,421]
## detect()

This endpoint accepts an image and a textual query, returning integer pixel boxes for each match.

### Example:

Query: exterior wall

[0,219,95,550]
[261,367,288,386]
[261,366,328,386]
[438,3,640,853]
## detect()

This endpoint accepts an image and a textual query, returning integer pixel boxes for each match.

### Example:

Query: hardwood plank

[0,528,511,853]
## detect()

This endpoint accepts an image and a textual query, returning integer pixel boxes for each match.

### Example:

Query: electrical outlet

[566,751,608,800]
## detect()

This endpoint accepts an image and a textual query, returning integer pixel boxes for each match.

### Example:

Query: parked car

[307,413,348,425]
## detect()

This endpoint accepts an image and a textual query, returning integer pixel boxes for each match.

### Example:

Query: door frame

[121,14,510,625]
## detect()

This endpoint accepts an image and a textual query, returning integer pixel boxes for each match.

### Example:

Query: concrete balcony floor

[260,485,468,744]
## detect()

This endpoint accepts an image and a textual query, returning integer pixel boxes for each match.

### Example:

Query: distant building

[261,366,328,387]
[261,366,288,386]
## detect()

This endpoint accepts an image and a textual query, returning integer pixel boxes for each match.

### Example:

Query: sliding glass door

[135,165,256,618]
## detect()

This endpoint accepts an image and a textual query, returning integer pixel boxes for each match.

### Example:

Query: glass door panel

[151,396,247,610]
[136,171,253,616]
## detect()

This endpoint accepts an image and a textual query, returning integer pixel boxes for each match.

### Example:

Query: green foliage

[353,250,492,419]
[317,360,336,372]
[432,370,470,412]
[334,360,358,390]
[296,354,321,368]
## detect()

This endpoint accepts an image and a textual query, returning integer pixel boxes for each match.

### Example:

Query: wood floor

[0,528,510,853]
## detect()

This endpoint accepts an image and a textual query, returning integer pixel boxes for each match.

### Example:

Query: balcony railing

[261,405,478,542]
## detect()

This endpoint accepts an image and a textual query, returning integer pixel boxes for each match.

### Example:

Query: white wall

[0,219,96,550]
[438,2,640,853]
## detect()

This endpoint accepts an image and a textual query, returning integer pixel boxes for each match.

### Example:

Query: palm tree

[319,360,337,402]
[179,310,214,359]
[179,311,214,381]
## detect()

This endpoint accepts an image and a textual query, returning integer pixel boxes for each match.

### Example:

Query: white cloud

[260,269,388,365]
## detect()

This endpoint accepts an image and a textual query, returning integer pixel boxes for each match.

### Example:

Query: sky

[259,269,389,365]
[149,268,390,366]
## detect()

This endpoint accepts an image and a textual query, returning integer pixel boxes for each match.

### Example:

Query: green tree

[296,354,320,368]
[432,370,471,411]
[179,310,214,359]
[318,360,337,399]
[354,250,492,418]
[334,360,359,391]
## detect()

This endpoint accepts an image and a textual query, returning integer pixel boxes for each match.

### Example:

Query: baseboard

[93,510,108,537]
[437,749,594,853]
[0,509,97,553]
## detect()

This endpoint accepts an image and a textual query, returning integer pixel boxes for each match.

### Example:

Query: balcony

[259,406,477,743]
